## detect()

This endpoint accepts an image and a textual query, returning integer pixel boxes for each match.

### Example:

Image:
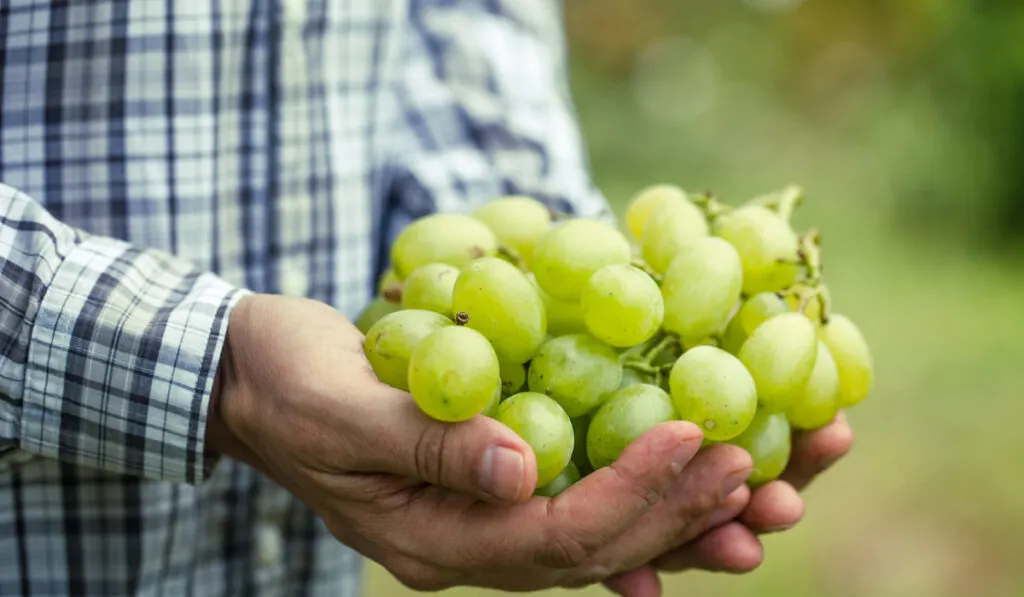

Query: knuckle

[610,464,663,509]
[414,424,450,485]
[538,529,594,569]
[666,483,721,531]
[691,487,721,515]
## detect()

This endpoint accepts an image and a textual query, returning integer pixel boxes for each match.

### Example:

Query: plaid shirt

[0,1,608,595]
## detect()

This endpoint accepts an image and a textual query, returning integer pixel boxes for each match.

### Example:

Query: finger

[425,421,703,574]
[602,484,750,597]
[603,566,661,597]
[700,483,751,533]
[595,443,753,571]
[781,412,854,491]
[651,522,764,574]
[738,480,805,533]
[357,390,538,504]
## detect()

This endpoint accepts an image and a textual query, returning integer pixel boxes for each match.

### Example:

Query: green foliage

[564,0,1024,249]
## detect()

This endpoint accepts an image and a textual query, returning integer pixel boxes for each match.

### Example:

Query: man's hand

[204,294,764,592]
[603,415,855,597]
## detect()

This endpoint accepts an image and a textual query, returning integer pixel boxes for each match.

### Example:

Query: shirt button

[256,522,283,568]
[279,269,308,297]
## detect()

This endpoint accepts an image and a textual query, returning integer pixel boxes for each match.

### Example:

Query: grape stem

[496,244,529,272]
[618,338,654,363]
[797,288,830,324]
[797,229,824,285]
[750,185,804,222]
[796,229,830,323]
[640,335,677,365]
[623,361,674,375]
[381,285,403,303]
[797,288,821,312]
[690,190,731,222]
[816,290,831,324]
[455,311,470,325]
[630,259,663,283]
[776,185,805,223]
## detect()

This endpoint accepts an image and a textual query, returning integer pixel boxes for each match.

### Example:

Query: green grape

[788,341,840,430]
[625,184,685,240]
[714,205,800,295]
[391,213,498,279]
[401,263,459,315]
[452,257,547,364]
[661,237,743,344]
[355,297,401,334]
[534,462,581,498]
[722,292,789,354]
[686,336,722,349]
[618,367,655,389]
[496,392,574,487]
[363,310,453,390]
[587,384,677,469]
[581,265,664,347]
[537,282,588,336]
[738,312,818,412]
[499,358,527,396]
[482,386,502,418]
[377,269,400,294]
[669,346,757,442]
[471,196,551,266]
[818,313,874,407]
[527,334,623,418]
[532,219,632,301]
[640,192,710,273]
[570,415,594,475]
[728,409,791,487]
[408,326,500,422]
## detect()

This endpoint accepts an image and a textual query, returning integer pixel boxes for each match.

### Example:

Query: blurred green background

[368,1,1024,595]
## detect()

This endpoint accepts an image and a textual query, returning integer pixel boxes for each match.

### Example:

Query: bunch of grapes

[356,186,874,494]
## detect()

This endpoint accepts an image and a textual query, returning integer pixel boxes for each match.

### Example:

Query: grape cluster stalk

[356,186,875,495]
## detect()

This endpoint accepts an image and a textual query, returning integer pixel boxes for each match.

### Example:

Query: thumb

[361,391,539,504]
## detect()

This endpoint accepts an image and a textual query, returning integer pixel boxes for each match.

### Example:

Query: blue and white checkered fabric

[0,1,609,595]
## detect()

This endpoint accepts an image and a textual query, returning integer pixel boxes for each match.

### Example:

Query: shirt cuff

[20,235,249,485]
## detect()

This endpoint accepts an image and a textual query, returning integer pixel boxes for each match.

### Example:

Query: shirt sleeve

[384,0,613,231]
[0,183,248,484]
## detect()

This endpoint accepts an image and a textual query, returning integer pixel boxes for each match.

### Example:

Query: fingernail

[722,468,752,496]
[479,446,524,502]
[761,523,796,534]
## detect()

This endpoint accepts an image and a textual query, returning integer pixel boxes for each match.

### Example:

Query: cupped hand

[205,294,764,592]
[604,414,855,597]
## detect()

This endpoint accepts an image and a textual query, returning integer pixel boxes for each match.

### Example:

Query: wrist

[205,297,261,466]
[206,344,235,458]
